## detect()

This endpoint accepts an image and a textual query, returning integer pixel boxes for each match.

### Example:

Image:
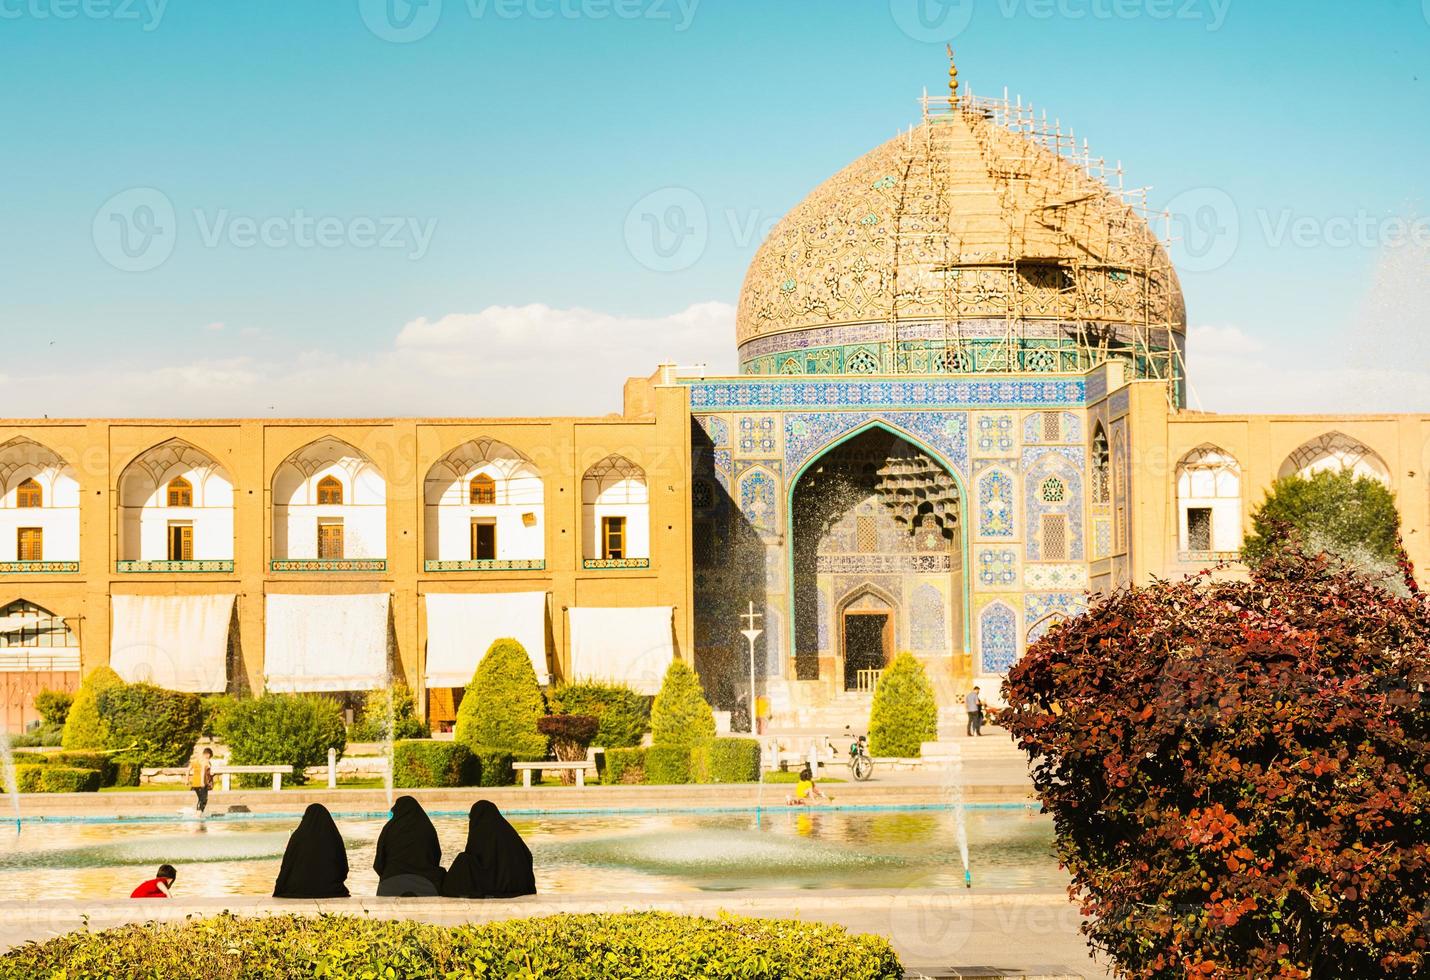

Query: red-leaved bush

[1003,549,1430,979]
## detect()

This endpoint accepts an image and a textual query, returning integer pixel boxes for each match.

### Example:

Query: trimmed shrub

[349,684,428,742]
[867,652,937,758]
[33,690,73,728]
[97,684,204,768]
[472,747,516,787]
[649,661,715,749]
[454,639,548,759]
[14,765,100,794]
[603,747,646,785]
[217,694,346,787]
[54,751,117,787]
[60,666,123,750]
[199,694,237,739]
[392,740,476,789]
[548,682,650,748]
[10,725,63,747]
[1003,547,1430,979]
[1244,468,1402,564]
[644,745,692,785]
[113,760,143,788]
[0,912,903,979]
[691,738,761,784]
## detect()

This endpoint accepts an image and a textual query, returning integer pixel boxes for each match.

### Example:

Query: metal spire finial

[946,45,959,103]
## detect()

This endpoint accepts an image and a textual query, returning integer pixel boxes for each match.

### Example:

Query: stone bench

[512,761,596,788]
[214,765,294,792]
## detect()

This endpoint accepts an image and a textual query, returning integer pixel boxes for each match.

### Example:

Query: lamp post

[740,601,763,735]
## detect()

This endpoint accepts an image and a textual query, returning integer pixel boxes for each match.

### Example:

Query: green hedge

[472,747,516,787]
[349,684,429,742]
[217,694,346,787]
[548,682,650,748]
[9,725,63,748]
[603,747,646,784]
[644,745,692,785]
[691,738,762,784]
[97,683,205,768]
[13,765,101,794]
[113,760,143,788]
[0,912,902,979]
[392,740,476,789]
[61,666,123,750]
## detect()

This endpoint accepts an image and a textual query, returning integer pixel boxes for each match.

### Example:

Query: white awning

[110,594,235,693]
[568,606,674,695]
[264,593,390,692]
[424,591,550,688]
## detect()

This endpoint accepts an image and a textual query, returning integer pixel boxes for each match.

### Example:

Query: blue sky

[1,0,1427,416]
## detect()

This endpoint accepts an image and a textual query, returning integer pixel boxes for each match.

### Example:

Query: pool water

[0,808,1063,900]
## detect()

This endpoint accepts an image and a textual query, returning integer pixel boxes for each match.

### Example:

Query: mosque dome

[736,71,1187,400]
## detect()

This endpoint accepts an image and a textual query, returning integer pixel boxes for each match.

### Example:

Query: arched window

[469,474,496,505]
[1091,425,1110,504]
[15,478,42,509]
[1279,432,1390,485]
[582,455,649,563]
[1176,446,1242,556]
[317,475,344,506]
[166,477,193,507]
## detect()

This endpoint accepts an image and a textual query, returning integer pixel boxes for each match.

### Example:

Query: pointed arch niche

[117,439,234,568]
[0,438,80,570]
[424,438,545,570]
[271,438,387,567]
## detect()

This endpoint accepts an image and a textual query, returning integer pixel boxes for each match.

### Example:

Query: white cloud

[7,303,739,418]
[203,321,225,333]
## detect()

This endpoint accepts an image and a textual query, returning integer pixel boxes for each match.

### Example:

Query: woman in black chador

[272,803,350,898]
[373,795,445,897]
[439,800,536,899]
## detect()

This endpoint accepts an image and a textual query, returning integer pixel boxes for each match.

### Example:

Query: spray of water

[948,745,970,887]
[0,730,22,836]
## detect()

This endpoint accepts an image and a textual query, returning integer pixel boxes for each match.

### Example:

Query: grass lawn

[762,771,846,784]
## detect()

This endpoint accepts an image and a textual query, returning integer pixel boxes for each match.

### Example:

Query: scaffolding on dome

[899,81,1187,407]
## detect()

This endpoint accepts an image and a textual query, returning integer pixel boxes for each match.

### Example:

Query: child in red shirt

[131,864,177,898]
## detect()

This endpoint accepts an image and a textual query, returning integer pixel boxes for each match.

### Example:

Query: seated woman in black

[273,803,350,898]
[440,800,536,899]
[373,795,445,897]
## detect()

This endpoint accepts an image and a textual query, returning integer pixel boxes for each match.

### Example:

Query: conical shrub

[61,666,123,750]
[650,660,715,749]
[868,652,938,757]
[454,638,548,758]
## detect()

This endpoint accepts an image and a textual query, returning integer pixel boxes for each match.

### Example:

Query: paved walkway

[0,890,1110,979]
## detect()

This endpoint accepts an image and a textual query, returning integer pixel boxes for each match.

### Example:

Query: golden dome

[736,92,1187,395]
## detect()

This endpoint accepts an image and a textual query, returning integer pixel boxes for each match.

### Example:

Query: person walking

[965,686,983,737]
[189,747,214,817]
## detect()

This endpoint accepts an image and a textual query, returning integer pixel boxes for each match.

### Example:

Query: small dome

[736,93,1186,397]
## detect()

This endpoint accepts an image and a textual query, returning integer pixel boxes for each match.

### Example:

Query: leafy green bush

[548,682,650,748]
[54,751,117,787]
[650,661,714,749]
[61,666,123,750]
[200,694,237,739]
[97,684,204,768]
[349,684,428,742]
[13,765,100,794]
[392,740,476,788]
[603,747,646,784]
[644,745,693,784]
[0,912,903,979]
[113,760,142,788]
[10,724,63,747]
[867,652,937,758]
[216,694,346,787]
[454,639,547,758]
[1244,468,1402,567]
[33,690,73,728]
[471,747,515,787]
[691,738,761,784]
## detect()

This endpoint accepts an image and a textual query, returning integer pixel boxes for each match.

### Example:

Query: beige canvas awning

[567,606,674,695]
[424,591,550,687]
[110,594,235,693]
[264,593,390,692]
